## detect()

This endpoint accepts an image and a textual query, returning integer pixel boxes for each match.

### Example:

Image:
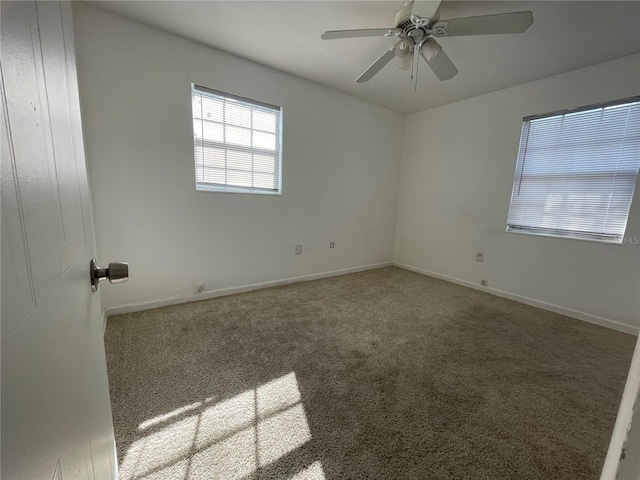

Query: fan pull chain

[410,49,415,81]
[413,43,421,92]
[411,43,419,81]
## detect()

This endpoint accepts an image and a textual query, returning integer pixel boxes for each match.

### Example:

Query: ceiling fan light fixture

[397,56,412,70]
[396,39,412,55]
[421,37,442,61]
[395,37,413,69]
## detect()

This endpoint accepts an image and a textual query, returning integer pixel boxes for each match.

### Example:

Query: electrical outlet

[295,244,302,255]
[194,282,204,294]
[481,279,488,286]
[330,242,335,249]
[476,252,484,262]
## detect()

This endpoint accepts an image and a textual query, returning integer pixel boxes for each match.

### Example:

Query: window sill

[505,226,623,245]
[196,184,282,196]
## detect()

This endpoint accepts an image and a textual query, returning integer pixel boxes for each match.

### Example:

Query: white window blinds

[506,97,640,244]
[191,85,282,194]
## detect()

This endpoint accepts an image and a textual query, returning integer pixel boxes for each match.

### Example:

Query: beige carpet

[105,267,635,480]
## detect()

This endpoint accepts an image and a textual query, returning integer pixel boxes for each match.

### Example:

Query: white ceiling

[90,1,640,114]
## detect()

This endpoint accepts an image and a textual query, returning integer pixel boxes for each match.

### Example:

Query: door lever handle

[90,258,128,292]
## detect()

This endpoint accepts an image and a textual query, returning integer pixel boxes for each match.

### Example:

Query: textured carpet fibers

[105,267,635,480]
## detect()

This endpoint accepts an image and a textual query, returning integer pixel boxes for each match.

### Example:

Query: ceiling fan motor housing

[395,2,435,46]
[395,2,415,30]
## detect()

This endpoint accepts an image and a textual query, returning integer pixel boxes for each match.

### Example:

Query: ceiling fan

[321,1,534,89]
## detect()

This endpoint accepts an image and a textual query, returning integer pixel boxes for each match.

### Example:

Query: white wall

[72,4,403,311]
[394,53,640,332]
[74,3,640,330]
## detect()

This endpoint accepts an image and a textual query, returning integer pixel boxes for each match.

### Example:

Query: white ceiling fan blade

[321,28,402,40]
[410,0,442,22]
[356,42,400,83]
[434,11,533,37]
[420,38,458,81]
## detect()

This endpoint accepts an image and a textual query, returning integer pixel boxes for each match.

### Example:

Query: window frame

[505,95,640,245]
[191,84,283,195]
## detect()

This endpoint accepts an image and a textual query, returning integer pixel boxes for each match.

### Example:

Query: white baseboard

[104,262,393,317]
[394,262,639,336]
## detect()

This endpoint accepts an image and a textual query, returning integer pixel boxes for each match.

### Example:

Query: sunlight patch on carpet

[258,403,311,466]
[119,372,318,479]
[138,400,208,431]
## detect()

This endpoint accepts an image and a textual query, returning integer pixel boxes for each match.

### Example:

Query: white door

[1,1,117,479]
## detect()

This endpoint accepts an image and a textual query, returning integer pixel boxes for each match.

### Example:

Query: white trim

[394,262,639,336]
[601,335,640,480]
[104,262,392,317]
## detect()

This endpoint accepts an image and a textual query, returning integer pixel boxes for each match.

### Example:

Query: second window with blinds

[506,96,640,244]
[191,84,282,194]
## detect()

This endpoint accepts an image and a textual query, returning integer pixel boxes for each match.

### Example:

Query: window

[506,96,640,244]
[191,84,282,194]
